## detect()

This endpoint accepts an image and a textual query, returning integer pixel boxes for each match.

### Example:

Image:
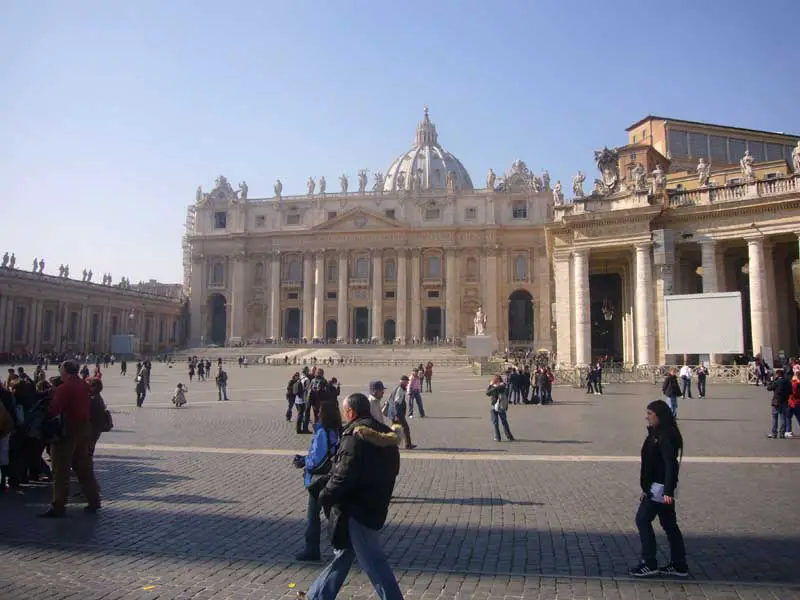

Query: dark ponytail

[647,399,683,459]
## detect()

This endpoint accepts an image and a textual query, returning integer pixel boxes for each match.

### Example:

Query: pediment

[312,208,402,231]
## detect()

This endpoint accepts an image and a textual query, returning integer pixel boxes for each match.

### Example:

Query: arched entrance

[285,308,301,339]
[383,319,396,343]
[353,308,369,340]
[508,290,534,343]
[208,294,227,345]
[325,319,337,341]
[425,307,442,341]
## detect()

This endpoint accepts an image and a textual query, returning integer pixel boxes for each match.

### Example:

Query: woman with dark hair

[293,400,343,561]
[629,399,688,578]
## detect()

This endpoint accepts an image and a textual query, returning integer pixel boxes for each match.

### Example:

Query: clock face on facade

[354,215,367,228]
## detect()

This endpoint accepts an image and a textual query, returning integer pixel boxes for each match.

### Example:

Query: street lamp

[128,311,135,334]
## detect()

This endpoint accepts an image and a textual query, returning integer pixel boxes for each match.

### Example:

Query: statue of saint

[696,158,711,186]
[1,252,8,268]
[274,179,283,198]
[572,171,585,198]
[32,258,39,272]
[319,176,326,194]
[38,258,44,273]
[238,181,248,201]
[542,170,551,191]
[553,180,564,204]
[307,177,316,195]
[372,172,385,193]
[740,150,755,181]
[650,164,666,194]
[9,253,15,269]
[530,176,542,193]
[82,268,88,281]
[340,174,349,193]
[196,185,203,203]
[486,168,496,191]
[473,305,487,336]
[631,163,646,190]
[358,169,368,193]
[63,264,69,278]
[58,264,64,277]
[793,141,800,173]
[446,170,457,191]
[87,269,93,282]
[396,171,405,190]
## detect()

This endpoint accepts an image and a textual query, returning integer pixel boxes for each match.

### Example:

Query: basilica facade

[187,110,800,365]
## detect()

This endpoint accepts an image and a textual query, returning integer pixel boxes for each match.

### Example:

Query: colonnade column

[396,251,407,343]
[32,300,44,353]
[230,254,247,342]
[0,295,8,351]
[746,237,767,355]
[81,305,91,350]
[553,251,572,365]
[764,241,778,353]
[371,251,383,342]
[269,252,281,339]
[634,243,654,366]
[573,249,591,366]
[701,240,721,364]
[410,250,421,340]
[445,250,458,340]
[313,251,325,340]
[302,252,314,340]
[337,252,349,341]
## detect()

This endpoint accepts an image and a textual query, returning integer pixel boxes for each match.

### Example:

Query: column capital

[633,241,652,251]
[745,234,765,246]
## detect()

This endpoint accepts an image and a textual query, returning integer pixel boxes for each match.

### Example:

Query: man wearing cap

[387,375,416,450]
[368,380,386,424]
[40,360,101,517]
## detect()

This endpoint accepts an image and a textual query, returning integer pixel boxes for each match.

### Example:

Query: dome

[383,107,474,193]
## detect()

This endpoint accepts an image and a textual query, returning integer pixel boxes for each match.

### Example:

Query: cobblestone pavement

[1,364,798,599]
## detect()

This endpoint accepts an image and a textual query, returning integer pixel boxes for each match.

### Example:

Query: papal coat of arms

[592,146,620,196]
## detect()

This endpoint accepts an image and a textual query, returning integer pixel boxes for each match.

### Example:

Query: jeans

[304,491,322,555]
[681,376,692,398]
[697,377,706,398]
[771,405,789,436]
[306,517,403,600]
[286,397,294,421]
[296,403,308,434]
[788,405,800,434]
[490,409,513,440]
[217,383,229,401]
[393,414,412,448]
[424,376,432,392]
[635,498,686,570]
[666,395,678,418]
[408,390,425,417]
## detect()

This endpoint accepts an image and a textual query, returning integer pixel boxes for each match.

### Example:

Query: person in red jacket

[788,365,800,438]
[39,360,101,518]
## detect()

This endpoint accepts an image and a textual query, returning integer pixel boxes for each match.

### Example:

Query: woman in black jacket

[629,399,688,578]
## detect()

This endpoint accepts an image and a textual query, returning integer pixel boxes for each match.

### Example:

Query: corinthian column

[337,251,349,341]
[410,250,421,340]
[483,248,498,339]
[701,240,721,364]
[553,251,572,365]
[747,237,766,355]
[573,248,591,366]
[302,252,313,340]
[269,252,281,339]
[634,243,654,366]
[230,254,247,341]
[445,250,458,340]
[313,251,325,340]
[396,251,407,343]
[371,251,383,342]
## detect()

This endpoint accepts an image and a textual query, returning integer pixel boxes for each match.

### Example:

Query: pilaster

[573,248,591,366]
[553,250,572,365]
[371,251,383,342]
[410,250,421,340]
[313,251,325,340]
[445,249,458,339]
[337,251,349,341]
[269,251,281,339]
[302,252,314,339]
[396,250,407,343]
[747,236,766,355]
[634,242,654,366]
[483,247,499,339]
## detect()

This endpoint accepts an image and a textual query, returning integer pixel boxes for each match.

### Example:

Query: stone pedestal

[467,334,496,359]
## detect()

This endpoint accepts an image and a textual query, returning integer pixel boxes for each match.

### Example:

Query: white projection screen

[664,292,744,355]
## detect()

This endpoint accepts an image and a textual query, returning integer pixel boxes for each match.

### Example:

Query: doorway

[208,294,226,345]
[285,308,301,339]
[383,319,396,343]
[425,307,442,341]
[508,290,534,343]
[353,307,369,340]
[325,319,337,341]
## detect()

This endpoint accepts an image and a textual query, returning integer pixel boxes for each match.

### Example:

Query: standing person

[766,368,791,439]
[424,361,433,392]
[216,368,229,402]
[172,382,188,408]
[387,375,416,450]
[88,378,112,456]
[696,363,708,398]
[368,380,386,424]
[135,372,147,407]
[294,401,343,562]
[286,373,300,422]
[521,365,531,404]
[299,393,403,600]
[594,360,604,395]
[679,364,693,399]
[486,375,514,442]
[661,369,682,418]
[120,358,127,376]
[629,399,687,578]
[188,361,195,382]
[407,368,425,418]
[586,366,596,395]
[39,360,101,518]
[787,365,800,438]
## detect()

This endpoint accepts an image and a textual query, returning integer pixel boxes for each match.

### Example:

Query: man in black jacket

[767,368,791,439]
[302,393,403,600]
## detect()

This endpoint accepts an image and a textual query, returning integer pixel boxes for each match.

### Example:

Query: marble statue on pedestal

[196,185,203,204]
[358,169,368,193]
[82,269,88,282]
[340,174,349,193]
[542,170,551,191]
[38,258,44,273]
[307,177,316,195]
[474,305,487,336]
[396,172,405,190]
[486,168,496,191]
[9,253,15,269]
[238,181,248,202]
[274,179,283,198]
[740,150,755,182]
[650,164,666,194]
[793,141,800,173]
[553,180,564,204]
[1,252,8,268]
[372,172,385,193]
[32,257,39,273]
[319,176,326,194]
[63,265,69,278]
[58,264,64,277]
[696,158,711,186]
[572,171,585,198]
[631,163,646,190]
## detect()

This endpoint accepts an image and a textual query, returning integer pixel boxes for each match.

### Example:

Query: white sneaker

[786,432,794,438]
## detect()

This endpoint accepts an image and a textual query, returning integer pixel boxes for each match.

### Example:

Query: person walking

[135,372,147,407]
[629,399,687,578]
[486,374,514,442]
[286,373,300,422]
[766,367,791,439]
[661,369,682,418]
[294,401,342,562]
[679,364,693,399]
[368,381,386,424]
[407,368,425,418]
[696,363,708,398]
[39,360,101,518]
[387,375,415,450]
[299,393,403,600]
[216,368,229,401]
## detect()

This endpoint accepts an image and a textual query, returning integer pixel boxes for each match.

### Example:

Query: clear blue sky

[1,0,797,284]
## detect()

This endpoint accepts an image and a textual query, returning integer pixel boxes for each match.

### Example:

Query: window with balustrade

[286,257,302,282]
[355,257,369,279]
[425,255,442,279]
[513,255,527,281]
[211,262,225,286]
[512,201,527,219]
[326,260,337,283]
[385,259,396,282]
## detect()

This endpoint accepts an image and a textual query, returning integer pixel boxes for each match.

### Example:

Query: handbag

[306,431,336,497]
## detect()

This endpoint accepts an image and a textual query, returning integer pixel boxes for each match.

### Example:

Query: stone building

[187,109,800,364]
[0,267,185,355]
